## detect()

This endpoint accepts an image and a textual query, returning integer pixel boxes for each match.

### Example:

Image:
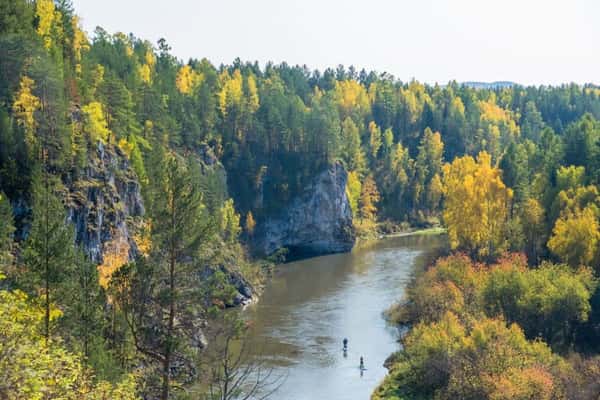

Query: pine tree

[65,248,103,362]
[23,171,74,344]
[124,155,214,399]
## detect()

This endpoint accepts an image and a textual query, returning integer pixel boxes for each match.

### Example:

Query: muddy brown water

[244,234,446,400]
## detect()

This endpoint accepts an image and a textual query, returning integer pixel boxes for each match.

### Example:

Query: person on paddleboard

[343,338,348,351]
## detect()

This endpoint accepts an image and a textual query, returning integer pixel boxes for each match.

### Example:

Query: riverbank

[244,234,447,400]
[353,225,446,251]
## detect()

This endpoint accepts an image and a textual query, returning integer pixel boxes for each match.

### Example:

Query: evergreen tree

[123,155,214,399]
[23,171,75,343]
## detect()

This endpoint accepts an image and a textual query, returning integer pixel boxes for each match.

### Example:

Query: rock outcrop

[66,142,144,268]
[255,161,355,257]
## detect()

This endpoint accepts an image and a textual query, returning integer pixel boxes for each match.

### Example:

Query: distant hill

[461,81,518,89]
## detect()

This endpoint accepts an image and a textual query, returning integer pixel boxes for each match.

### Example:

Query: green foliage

[0,280,138,399]
[374,312,565,400]
[0,191,15,268]
[484,260,595,347]
[394,253,596,349]
[548,206,600,267]
[380,253,595,399]
[4,0,600,398]
[23,171,75,341]
[346,170,361,215]
[118,154,216,398]
[220,198,241,243]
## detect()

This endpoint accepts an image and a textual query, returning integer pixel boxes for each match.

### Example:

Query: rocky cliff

[255,161,355,257]
[64,142,254,303]
[66,142,145,282]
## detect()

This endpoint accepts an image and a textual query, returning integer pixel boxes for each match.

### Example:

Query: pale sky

[72,0,599,86]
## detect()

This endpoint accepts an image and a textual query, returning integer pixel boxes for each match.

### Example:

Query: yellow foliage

[478,99,520,136]
[82,101,112,143]
[220,199,241,243]
[245,211,256,236]
[36,0,57,49]
[137,50,156,84]
[333,80,370,118]
[176,65,203,94]
[138,64,151,84]
[246,74,260,113]
[368,121,382,158]
[451,96,465,116]
[479,99,506,123]
[400,81,432,125]
[98,236,130,289]
[359,175,380,221]
[312,86,323,103]
[71,17,89,74]
[556,165,586,191]
[428,173,444,209]
[0,284,139,399]
[367,82,377,104]
[442,151,513,258]
[133,220,152,257]
[13,76,41,151]
[346,170,362,215]
[117,138,133,157]
[218,69,244,116]
[547,206,600,267]
[556,185,600,218]
[114,32,133,57]
[144,49,156,68]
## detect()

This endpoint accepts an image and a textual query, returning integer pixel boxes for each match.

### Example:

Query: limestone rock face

[256,161,355,257]
[66,142,144,265]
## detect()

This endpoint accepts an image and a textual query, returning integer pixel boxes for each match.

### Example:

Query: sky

[72,0,600,86]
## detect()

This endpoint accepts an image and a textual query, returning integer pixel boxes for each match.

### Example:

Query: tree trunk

[162,202,177,400]
[44,166,50,345]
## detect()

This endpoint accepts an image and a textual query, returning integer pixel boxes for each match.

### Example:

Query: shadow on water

[243,233,447,400]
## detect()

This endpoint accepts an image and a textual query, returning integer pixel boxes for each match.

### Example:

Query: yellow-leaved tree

[82,101,112,143]
[346,170,362,216]
[71,16,90,74]
[245,74,260,114]
[477,96,520,159]
[245,211,256,237]
[547,206,600,267]
[175,65,203,94]
[333,79,370,120]
[359,175,380,222]
[13,76,41,154]
[35,0,61,50]
[218,69,244,117]
[442,151,513,259]
[220,199,241,243]
[0,274,138,399]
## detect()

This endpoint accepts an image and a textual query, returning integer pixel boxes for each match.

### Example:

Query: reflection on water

[244,234,446,400]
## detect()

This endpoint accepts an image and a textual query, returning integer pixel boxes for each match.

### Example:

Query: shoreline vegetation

[353,223,447,250]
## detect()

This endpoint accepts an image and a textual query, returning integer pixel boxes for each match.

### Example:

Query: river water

[244,234,445,400]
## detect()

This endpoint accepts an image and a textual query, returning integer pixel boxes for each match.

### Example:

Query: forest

[2,0,600,399]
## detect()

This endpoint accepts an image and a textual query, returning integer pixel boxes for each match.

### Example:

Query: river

[244,233,446,400]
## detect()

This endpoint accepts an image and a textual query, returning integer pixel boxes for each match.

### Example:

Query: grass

[384,226,447,238]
